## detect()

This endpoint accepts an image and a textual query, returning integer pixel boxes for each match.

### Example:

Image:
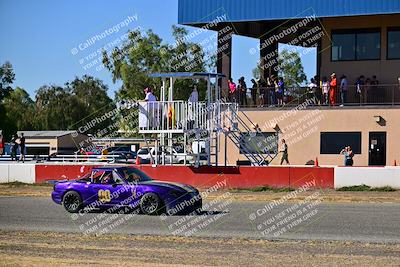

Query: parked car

[97,145,137,162]
[137,146,193,164]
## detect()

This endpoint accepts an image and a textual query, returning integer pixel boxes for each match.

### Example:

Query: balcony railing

[138,101,238,133]
[231,84,400,108]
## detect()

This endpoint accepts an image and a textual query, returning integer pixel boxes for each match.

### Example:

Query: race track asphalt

[0,196,399,243]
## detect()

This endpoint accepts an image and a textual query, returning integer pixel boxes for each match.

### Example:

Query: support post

[217,26,233,99]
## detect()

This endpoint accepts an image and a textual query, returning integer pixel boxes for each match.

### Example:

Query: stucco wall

[320,14,400,84]
[220,107,400,166]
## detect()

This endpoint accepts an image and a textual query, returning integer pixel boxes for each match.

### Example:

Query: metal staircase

[217,100,279,166]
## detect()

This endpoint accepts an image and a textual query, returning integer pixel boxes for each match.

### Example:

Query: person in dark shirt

[10,134,18,161]
[279,139,290,165]
[250,79,258,106]
[19,133,26,162]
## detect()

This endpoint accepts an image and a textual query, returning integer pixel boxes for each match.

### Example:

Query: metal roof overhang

[148,72,226,79]
[179,0,400,26]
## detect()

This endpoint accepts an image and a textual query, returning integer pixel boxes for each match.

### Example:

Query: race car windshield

[77,173,91,182]
[122,168,153,183]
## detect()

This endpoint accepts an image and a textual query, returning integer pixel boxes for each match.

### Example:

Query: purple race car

[52,166,202,215]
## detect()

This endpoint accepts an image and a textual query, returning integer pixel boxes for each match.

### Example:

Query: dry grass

[0,230,399,266]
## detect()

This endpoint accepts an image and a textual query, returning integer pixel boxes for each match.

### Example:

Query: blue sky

[0,0,316,98]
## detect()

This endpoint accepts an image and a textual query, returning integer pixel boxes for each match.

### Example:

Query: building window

[331,29,380,61]
[320,132,361,154]
[387,28,400,59]
[239,132,277,154]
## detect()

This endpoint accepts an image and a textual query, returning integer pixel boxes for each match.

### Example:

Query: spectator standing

[355,75,365,104]
[321,76,330,105]
[347,146,354,166]
[143,87,158,128]
[10,134,18,161]
[276,77,285,107]
[270,75,277,107]
[250,79,258,106]
[258,78,267,107]
[0,132,4,156]
[19,133,26,163]
[340,146,354,166]
[340,75,348,106]
[308,78,318,104]
[238,77,248,106]
[329,73,337,106]
[228,78,237,103]
[314,75,322,105]
[188,86,199,102]
[279,139,290,165]
[187,86,198,129]
[144,87,156,102]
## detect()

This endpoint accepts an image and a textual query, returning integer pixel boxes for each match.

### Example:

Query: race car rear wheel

[140,193,162,215]
[63,191,82,213]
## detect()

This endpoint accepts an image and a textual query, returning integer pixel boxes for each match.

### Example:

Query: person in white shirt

[339,75,348,106]
[144,87,156,102]
[141,87,157,128]
[187,86,198,129]
[188,86,199,102]
[308,78,318,104]
[321,76,330,105]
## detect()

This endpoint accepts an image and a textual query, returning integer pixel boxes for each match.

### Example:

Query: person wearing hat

[329,72,337,106]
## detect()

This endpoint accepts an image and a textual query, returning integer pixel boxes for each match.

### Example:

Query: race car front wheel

[140,193,162,215]
[63,191,83,213]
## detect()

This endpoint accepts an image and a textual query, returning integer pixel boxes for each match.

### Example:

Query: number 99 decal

[98,189,111,202]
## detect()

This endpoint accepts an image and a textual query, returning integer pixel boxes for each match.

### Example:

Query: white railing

[138,101,238,133]
[0,154,126,163]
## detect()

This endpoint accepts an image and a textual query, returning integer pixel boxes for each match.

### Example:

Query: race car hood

[142,180,197,193]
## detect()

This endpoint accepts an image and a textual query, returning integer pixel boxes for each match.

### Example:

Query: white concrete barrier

[0,164,36,184]
[0,165,10,183]
[334,166,400,189]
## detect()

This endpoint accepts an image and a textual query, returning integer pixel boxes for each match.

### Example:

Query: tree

[66,75,116,135]
[0,61,16,100]
[103,26,212,102]
[0,87,35,139]
[34,85,76,130]
[33,76,115,133]
[277,49,307,87]
[252,66,261,80]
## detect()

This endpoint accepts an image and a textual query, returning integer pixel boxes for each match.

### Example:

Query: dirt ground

[1,183,400,203]
[0,230,399,267]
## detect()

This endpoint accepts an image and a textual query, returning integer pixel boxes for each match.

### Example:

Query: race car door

[90,170,127,207]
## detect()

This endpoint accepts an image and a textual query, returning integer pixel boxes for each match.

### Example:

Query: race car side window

[122,169,141,184]
[112,171,125,185]
[98,171,113,184]
[92,171,113,184]
[91,171,102,184]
